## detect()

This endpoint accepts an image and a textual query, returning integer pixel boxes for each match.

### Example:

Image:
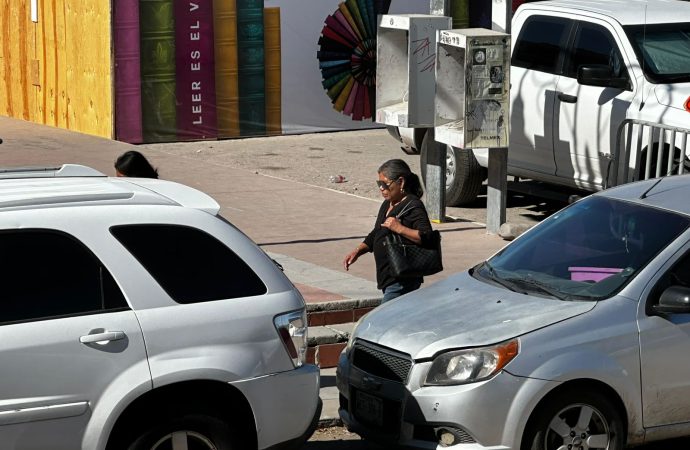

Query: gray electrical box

[375,14,451,128]
[434,28,510,149]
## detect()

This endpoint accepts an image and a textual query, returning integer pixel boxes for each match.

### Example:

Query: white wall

[265,0,428,133]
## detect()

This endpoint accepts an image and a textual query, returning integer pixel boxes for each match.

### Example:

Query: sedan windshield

[475,196,689,301]
[624,23,690,83]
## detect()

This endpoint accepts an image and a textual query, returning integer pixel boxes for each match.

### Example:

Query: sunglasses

[377,179,397,190]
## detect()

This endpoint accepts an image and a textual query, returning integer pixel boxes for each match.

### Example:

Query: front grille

[352,340,411,383]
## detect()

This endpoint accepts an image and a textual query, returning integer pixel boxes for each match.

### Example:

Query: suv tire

[127,414,235,450]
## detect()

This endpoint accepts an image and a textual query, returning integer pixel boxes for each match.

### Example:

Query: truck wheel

[522,391,624,450]
[420,130,486,206]
[638,144,690,180]
[127,414,235,450]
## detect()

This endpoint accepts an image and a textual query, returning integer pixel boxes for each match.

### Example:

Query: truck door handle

[557,92,578,103]
[80,331,126,344]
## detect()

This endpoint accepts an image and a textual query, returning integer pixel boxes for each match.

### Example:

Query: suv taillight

[274,309,308,367]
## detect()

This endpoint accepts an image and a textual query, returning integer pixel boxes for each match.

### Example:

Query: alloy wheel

[149,430,218,450]
[543,403,610,450]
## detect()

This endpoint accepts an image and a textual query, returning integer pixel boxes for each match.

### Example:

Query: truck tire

[420,130,486,206]
[638,144,690,180]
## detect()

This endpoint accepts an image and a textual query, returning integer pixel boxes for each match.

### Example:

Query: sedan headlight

[425,339,519,386]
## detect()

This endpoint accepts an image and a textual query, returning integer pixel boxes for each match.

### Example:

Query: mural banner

[114,0,426,143]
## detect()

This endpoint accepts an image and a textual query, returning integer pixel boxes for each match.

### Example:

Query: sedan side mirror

[652,286,690,315]
[578,65,630,91]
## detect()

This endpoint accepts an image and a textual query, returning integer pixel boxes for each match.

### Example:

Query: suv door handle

[80,331,126,344]
[557,92,578,103]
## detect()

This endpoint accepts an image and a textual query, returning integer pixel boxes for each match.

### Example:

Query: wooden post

[487,147,508,234]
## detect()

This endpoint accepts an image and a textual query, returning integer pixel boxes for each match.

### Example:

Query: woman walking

[343,159,435,303]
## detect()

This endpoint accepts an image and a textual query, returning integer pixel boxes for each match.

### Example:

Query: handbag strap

[394,200,417,219]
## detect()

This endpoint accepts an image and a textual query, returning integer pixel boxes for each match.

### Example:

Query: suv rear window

[0,230,128,324]
[111,224,267,303]
[512,15,572,74]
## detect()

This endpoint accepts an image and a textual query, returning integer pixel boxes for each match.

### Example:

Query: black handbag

[383,203,443,278]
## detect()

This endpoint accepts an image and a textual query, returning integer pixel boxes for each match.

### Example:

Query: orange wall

[0,0,112,138]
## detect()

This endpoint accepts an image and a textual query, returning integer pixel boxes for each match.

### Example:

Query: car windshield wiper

[505,277,573,301]
[479,261,526,294]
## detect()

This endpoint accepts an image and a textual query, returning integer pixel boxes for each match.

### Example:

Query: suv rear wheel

[127,414,236,450]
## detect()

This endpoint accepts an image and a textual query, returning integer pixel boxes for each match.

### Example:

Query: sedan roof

[596,174,690,216]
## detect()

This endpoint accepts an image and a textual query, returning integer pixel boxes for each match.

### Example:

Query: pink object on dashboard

[569,267,623,282]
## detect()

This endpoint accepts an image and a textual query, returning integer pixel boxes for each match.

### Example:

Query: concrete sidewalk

[0,116,510,428]
[0,116,507,301]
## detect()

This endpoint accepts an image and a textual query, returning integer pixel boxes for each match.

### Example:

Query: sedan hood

[353,271,595,360]
[655,83,690,111]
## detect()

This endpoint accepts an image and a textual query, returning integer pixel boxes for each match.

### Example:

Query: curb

[317,417,343,429]
[306,299,382,368]
[306,298,382,312]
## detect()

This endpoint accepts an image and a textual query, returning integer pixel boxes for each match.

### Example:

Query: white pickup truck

[394,0,690,205]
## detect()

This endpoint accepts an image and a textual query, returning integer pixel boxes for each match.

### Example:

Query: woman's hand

[382,217,422,244]
[381,216,404,234]
[343,248,361,271]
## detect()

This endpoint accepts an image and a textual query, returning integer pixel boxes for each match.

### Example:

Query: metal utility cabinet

[434,28,510,150]
[376,14,452,128]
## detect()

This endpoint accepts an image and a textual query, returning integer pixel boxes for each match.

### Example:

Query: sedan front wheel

[523,391,624,450]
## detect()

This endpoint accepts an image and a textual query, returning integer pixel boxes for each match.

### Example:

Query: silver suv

[0,165,320,450]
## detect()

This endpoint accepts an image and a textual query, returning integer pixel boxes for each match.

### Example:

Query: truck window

[565,22,628,81]
[625,23,690,84]
[512,15,572,74]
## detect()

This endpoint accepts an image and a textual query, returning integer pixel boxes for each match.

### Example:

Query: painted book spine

[263,7,281,136]
[213,0,240,138]
[113,0,143,143]
[175,0,218,140]
[451,0,470,29]
[236,0,266,136]
[139,0,177,143]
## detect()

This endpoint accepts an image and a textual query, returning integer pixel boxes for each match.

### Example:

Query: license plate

[355,390,383,427]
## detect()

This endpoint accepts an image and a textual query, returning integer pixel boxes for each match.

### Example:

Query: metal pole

[492,0,512,33]
[426,1,450,222]
[429,0,449,16]
[425,130,446,223]
[487,147,508,234]
[487,1,511,232]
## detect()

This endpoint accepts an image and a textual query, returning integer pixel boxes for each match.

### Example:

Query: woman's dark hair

[378,159,424,198]
[114,150,159,179]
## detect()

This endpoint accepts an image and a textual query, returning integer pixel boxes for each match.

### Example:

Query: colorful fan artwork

[317,0,392,121]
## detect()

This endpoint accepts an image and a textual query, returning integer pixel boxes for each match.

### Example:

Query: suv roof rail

[0,164,106,179]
